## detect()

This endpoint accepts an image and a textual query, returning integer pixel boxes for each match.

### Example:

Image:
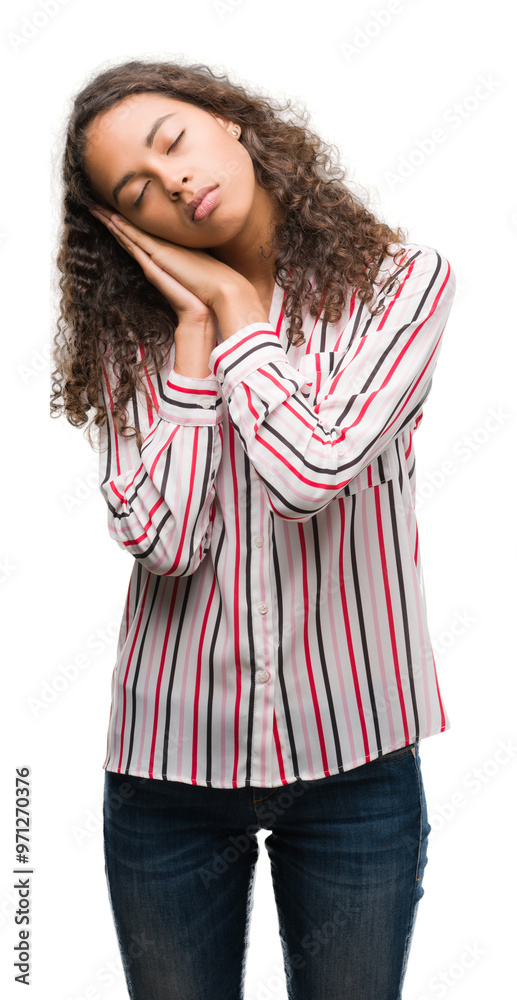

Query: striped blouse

[96,241,456,788]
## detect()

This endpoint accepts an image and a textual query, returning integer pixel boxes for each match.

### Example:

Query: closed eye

[133,130,186,208]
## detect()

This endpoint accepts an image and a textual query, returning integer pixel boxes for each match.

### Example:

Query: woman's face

[83,92,258,248]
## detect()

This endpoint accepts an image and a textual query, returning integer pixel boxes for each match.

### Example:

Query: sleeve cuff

[157,368,222,425]
[209,323,294,397]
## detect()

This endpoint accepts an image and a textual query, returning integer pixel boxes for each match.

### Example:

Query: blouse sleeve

[96,346,223,575]
[209,245,456,521]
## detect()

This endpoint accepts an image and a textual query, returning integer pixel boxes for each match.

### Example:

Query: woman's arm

[98,323,223,576]
[209,245,456,521]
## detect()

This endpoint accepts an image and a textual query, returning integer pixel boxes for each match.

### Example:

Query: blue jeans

[103,742,430,999]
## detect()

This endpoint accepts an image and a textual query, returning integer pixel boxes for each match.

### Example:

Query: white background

[1,0,516,997]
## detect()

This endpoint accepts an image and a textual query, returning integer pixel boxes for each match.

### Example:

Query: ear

[212,114,235,133]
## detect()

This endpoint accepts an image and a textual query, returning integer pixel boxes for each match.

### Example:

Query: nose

[166,177,189,201]
[154,161,189,202]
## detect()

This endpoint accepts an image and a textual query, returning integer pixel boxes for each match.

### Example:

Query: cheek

[214,138,253,194]
[144,216,185,242]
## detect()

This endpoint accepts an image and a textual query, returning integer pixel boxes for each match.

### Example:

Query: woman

[51,57,456,1000]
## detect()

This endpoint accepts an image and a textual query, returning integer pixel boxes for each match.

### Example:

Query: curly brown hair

[50,57,408,451]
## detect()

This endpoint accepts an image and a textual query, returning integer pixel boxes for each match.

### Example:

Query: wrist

[173,362,213,379]
[175,311,218,340]
[213,282,270,342]
[173,318,217,379]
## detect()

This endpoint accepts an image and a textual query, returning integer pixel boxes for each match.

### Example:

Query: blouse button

[257,670,269,684]
[254,536,264,547]
[258,603,268,615]
[200,399,212,409]
[217,371,225,385]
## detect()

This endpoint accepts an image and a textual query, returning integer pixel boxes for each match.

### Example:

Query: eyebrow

[111,112,177,205]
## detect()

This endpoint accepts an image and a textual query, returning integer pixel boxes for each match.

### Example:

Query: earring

[232,127,239,136]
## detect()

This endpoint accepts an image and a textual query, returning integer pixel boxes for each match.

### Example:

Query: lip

[187,185,219,222]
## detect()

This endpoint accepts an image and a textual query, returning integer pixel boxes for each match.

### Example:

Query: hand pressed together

[89,204,251,326]
[89,204,272,376]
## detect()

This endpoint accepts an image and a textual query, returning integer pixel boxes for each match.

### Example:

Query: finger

[101,219,136,255]
[109,214,172,253]
[90,206,138,241]
[111,227,152,268]
[102,216,136,247]
[89,207,112,225]
[90,209,128,245]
